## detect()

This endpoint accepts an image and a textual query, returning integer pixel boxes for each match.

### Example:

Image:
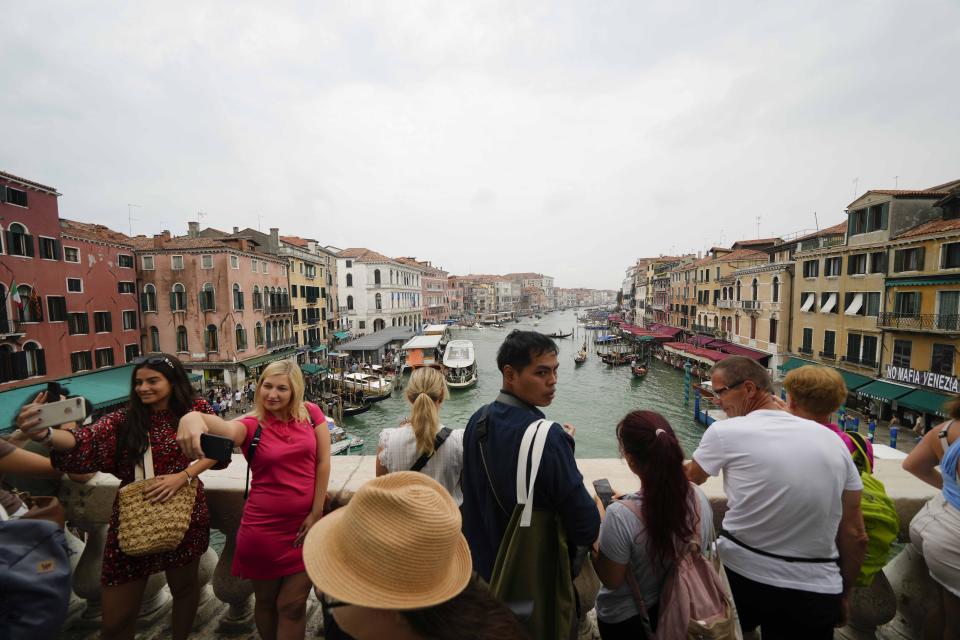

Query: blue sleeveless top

[942,421,960,510]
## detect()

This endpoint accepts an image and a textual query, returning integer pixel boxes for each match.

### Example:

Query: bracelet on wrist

[183,469,194,486]
[39,427,54,448]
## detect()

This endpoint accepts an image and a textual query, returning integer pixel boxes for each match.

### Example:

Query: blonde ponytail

[405,367,447,456]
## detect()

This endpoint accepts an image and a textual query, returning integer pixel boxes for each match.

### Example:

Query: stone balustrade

[57,456,937,639]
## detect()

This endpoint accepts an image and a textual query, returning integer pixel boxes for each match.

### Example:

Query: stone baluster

[70,522,108,628]
[837,572,897,639]
[212,523,255,632]
[879,543,940,639]
[194,546,221,625]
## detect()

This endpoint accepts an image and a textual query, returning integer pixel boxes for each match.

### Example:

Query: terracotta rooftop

[128,235,230,251]
[865,190,950,198]
[732,238,781,247]
[59,219,133,245]
[335,248,396,264]
[280,235,310,247]
[789,222,848,244]
[896,217,960,239]
[0,170,60,195]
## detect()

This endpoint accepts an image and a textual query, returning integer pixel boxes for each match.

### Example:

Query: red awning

[657,326,684,338]
[714,343,770,362]
[688,335,719,347]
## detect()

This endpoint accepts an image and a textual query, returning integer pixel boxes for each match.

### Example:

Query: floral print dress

[52,399,214,586]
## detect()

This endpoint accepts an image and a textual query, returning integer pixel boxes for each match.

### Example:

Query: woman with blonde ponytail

[376,367,465,504]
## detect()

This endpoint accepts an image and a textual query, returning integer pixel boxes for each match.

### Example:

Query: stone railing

[57,456,936,638]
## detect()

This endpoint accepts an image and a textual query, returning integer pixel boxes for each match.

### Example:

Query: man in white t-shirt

[686,356,867,639]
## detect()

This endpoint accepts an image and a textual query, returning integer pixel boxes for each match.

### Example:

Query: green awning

[334,331,350,340]
[310,345,327,353]
[189,373,203,382]
[0,365,136,433]
[778,357,817,372]
[835,369,873,393]
[885,275,960,287]
[301,363,325,375]
[239,348,297,371]
[636,335,658,342]
[856,380,914,403]
[898,389,953,417]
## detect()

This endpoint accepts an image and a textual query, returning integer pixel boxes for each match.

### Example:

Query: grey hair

[710,356,773,394]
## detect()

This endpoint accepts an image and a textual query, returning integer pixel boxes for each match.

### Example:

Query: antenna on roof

[126,204,141,235]
[196,210,206,224]
[852,177,859,199]
[813,211,819,230]
[755,216,761,239]
[893,175,899,189]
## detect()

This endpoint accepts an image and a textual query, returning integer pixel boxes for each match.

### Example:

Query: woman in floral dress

[16,354,219,640]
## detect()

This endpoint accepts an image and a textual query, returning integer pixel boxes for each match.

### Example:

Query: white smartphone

[28,397,87,432]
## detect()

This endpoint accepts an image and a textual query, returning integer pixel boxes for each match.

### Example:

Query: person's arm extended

[836,489,868,596]
[684,459,710,485]
[0,447,63,478]
[177,411,247,460]
[902,426,944,489]
[295,421,332,547]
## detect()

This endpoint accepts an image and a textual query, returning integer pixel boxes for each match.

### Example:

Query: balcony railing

[0,318,26,336]
[741,300,762,311]
[716,300,734,309]
[819,350,836,360]
[798,346,814,355]
[878,312,960,332]
[266,337,296,350]
[265,305,293,316]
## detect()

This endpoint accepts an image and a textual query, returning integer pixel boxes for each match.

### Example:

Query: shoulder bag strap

[410,427,453,472]
[135,446,155,482]
[244,424,264,500]
[847,431,872,474]
[937,420,954,457]
[476,405,510,518]
[517,419,551,528]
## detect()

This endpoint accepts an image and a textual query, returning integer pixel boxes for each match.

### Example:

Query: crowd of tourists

[1,329,958,639]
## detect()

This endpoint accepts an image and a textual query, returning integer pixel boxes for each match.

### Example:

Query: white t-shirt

[378,424,465,505]
[693,409,862,594]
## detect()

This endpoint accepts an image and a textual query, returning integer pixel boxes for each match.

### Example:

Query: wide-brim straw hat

[303,471,472,610]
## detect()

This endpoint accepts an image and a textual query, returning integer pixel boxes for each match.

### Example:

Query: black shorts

[726,567,842,640]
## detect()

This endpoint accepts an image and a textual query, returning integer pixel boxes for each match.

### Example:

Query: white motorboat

[339,372,393,398]
[328,420,365,455]
[442,340,478,389]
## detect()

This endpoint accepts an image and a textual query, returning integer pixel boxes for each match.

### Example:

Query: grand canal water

[341,309,705,458]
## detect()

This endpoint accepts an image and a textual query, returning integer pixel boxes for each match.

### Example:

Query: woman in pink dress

[177,360,331,640]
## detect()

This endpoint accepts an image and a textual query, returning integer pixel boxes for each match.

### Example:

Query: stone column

[212,523,254,633]
[194,546,221,626]
[70,522,108,629]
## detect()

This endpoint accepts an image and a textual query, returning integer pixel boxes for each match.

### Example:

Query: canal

[340,309,705,458]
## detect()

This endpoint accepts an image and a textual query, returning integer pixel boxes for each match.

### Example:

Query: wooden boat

[601,352,634,366]
[342,402,372,416]
[547,331,572,339]
[329,423,365,455]
[631,362,649,378]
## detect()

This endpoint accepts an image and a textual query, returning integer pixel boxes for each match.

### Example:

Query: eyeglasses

[319,592,349,616]
[714,380,746,396]
[133,355,175,369]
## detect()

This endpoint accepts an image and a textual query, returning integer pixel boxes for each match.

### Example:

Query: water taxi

[400,334,444,373]
[328,419,365,455]
[442,340,478,389]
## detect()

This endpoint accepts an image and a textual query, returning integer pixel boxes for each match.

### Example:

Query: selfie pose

[15,354,219,640]
[177,360,331,640]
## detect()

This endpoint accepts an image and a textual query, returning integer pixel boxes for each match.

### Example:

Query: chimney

[269,227,280,254]
[233,226,239,234]
[238,239,249,252]
[153,232,168,249]
[188,221,200,238]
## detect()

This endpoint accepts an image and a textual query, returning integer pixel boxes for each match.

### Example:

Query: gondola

[631,362,649,378]
[546,331,572,339]
[343,402,372,416]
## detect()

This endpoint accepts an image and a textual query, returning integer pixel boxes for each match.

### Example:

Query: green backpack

[847,432,900,586]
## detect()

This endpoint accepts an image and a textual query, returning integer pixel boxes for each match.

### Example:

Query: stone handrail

[57,456,936,638]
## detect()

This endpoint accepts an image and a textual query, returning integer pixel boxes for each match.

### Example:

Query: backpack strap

[244,423,263,500]
[515,419,551,528]
[614,495,658,638]
[937,420,955,457]
[476,404,510,518]
[847,431,872,474]
[410,427,453,472]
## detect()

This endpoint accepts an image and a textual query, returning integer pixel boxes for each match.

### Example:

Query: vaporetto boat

[442,340,478,389]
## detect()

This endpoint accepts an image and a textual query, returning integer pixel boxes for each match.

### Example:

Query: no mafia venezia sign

[885,365,960,394]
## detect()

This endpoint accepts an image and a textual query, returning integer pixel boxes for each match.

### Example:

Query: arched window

[24,342,44,377]
[17,285,40,322]
[735,280,741,301]
[171,283,186,311]
[751,278,758,301]
[346,273,353,287]
[253,285,262,310]
[374,318,385,331]
[204,324,218,352]
[772,277,780,303]
[142,283,157,312]
[721,287,727,300]
[176,326,189,352]
[235,324,247,350]
[8,223,33,257]
[255,321,264,346]
[347,295,354,310]
[375,293,382,310]
[200,283,216,312]
[150,326,160,352]
[233,283,244,310]
[374,269,381,285]
[713,316,719,328]
[282,288,289,310]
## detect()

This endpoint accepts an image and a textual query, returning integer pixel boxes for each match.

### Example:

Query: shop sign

[885,365,959,393]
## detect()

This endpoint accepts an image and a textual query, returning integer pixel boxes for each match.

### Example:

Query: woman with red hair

[591,410,714,639]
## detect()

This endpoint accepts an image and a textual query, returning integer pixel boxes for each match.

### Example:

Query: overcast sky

[2,1,958,289]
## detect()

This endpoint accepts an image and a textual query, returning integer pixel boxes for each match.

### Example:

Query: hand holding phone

[200,433,235,463]
[593,478,615,509]
[27,397,87,433]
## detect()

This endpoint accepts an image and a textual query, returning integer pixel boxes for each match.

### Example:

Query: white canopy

[821,292,838,314]
[845,293,864,315]
[402,334,443,350]
[800,293,816,312]
[442,340,476,368]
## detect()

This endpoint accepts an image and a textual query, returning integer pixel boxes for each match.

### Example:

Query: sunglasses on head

[133,355,175,369]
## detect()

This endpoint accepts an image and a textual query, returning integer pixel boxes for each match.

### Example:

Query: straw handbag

[118,447,196,557]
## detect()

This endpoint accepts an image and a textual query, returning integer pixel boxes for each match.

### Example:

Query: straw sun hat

[303,471,472,610]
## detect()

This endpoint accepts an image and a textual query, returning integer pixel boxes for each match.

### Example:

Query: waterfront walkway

[56,455,935,639]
